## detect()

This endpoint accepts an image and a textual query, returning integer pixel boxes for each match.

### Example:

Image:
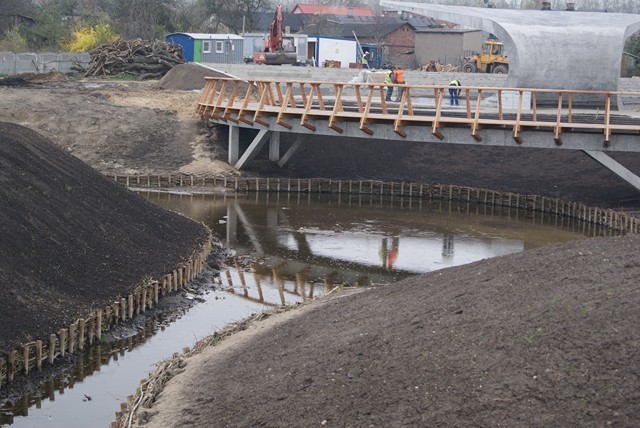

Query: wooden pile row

[77,39,185,79]
[115,174,639,234]
[0,236,212,389]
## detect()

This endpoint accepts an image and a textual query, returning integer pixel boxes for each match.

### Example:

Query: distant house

[165,33,244,64]
[291,3,375,17]
[302,15,440,69]
[333,21,418,69]
[0,1,34,38]
[250,11,305,33]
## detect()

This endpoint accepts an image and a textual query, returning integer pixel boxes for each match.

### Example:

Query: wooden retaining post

[154,281,159,305]
[113,302,120,325]
[0,357,5,387]
[141,285,147,313]
[59,329,67,357]
[69,322,76,354]
[7,351,16,382]
[78,320,85,351]
[36,340,43,370]
[128,294,134,319]
[49,334,56,364]
[121,298,126,322]
[96,310,102,342]
[23,343,30,374]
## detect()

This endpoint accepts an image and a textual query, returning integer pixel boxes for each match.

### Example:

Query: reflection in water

[1,291,263,427]
[442,235,454,258]
[140,190,615,306]
[379,237,400,270]
[0,190,618,426]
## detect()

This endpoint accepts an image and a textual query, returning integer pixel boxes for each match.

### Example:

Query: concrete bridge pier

[228,127,278,169]
[227,125,304,169]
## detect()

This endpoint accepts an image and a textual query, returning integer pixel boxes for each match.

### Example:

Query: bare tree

[167,1,210,33]
[200,0,270,34]
[95,0,177,40]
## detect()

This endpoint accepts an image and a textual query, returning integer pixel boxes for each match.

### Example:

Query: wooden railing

[197,77,640,146]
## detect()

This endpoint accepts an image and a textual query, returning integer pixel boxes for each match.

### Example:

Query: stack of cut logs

[80,39,185,79]
[419,61,460,72]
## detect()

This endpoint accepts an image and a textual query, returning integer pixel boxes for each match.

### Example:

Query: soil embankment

[0,122,207,354]
[142,234,640,427]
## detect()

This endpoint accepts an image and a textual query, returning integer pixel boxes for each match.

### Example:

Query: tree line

[0,0,273,52]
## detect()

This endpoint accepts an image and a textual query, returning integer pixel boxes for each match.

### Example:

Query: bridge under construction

[197,75,640,192]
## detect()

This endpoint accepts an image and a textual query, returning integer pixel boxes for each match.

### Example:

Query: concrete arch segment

[380,1,640,92]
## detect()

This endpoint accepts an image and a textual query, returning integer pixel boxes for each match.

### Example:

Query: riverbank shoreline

[2,67,639,427]
[124,232,640,428]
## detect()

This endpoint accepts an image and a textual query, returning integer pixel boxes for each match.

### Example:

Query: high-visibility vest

[384,70,393,84]
[450,79,460,87]
[394,69,406,83]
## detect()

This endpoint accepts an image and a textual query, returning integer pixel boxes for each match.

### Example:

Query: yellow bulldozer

[462,40,508,74]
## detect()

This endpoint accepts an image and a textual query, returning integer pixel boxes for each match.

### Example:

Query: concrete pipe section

[380,1,640,92]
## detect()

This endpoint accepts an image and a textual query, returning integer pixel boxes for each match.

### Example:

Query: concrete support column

[269,131,281,162]
[228,125,240,165]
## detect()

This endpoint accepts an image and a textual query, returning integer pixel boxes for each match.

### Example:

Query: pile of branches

[419,60,460,73]
[78,39,186,79]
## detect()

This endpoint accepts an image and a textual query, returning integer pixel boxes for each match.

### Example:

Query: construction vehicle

[462,40,508,74]
[253,4,297,65]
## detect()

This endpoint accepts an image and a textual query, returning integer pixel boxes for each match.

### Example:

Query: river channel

[1,190,616,427]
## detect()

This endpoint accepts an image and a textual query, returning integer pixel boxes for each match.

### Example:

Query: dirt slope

[0,122,208,353]
[142,233,640,427]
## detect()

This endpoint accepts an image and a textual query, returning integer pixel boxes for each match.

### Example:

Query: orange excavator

[253,4,297,65]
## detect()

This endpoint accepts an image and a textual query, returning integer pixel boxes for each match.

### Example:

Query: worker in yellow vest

[361,51,369,69]
[384,66,396,101]
[449,79,462,106]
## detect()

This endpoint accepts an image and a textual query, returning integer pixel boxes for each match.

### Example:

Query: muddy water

[1,191,614,427]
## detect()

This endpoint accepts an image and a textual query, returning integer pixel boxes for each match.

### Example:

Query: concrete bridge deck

[197,75,640,191]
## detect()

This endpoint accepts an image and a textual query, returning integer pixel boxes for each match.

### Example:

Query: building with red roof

[291,3,375,17]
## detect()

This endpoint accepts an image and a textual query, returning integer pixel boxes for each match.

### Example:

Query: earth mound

[0,122,208,353]
[155,63,231,91]
[143,233,640,427]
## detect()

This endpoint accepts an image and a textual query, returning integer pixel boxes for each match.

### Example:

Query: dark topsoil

[146,234,640,428]
[1,66,640,426]
[0,122,207,354]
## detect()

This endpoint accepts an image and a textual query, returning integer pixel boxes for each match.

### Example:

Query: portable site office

[165,33,244,64]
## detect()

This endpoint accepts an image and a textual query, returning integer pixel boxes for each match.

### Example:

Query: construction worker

[393,66,406,102]
[362,51,369,69]
[449,78,462,106]
[384,66,395,101]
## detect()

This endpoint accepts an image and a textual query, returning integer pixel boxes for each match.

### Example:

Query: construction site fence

[0,234,213,389]
[0,51,90,76]
[116,174,639,234]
